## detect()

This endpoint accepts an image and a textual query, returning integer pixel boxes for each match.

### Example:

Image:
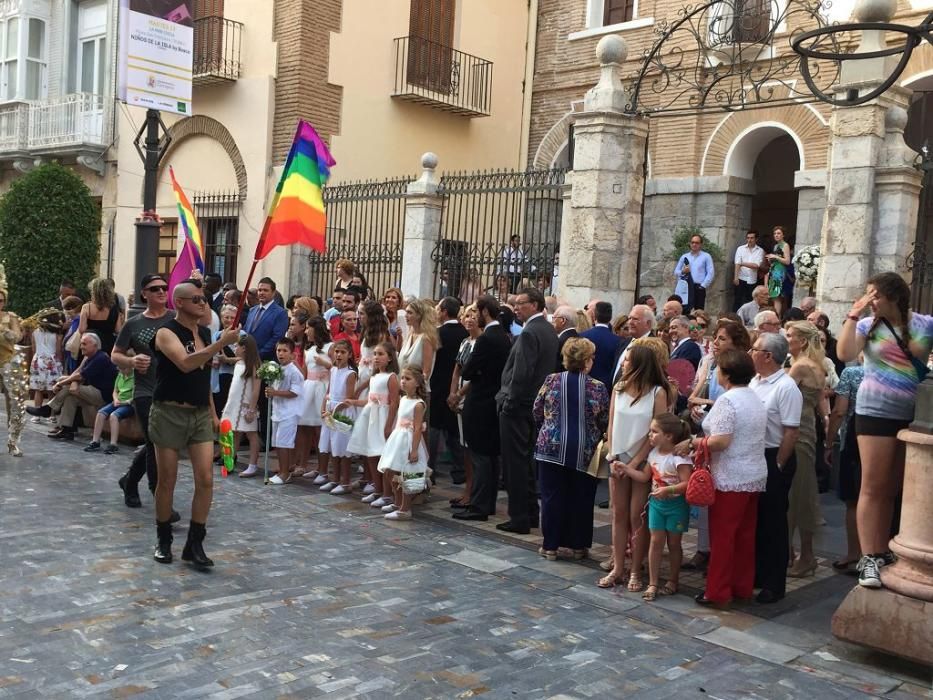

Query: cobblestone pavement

[1,426,930,699]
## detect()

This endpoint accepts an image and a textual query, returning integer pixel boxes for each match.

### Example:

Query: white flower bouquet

[793,245,821,286]
[257,361,283,383]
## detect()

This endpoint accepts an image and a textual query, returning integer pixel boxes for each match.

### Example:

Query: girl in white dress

[347,342,400,503]
[298,317,332,479]
[316,339,357,494]
[29,316,63,416]
[223,335,261,477]
[377,366,429,521]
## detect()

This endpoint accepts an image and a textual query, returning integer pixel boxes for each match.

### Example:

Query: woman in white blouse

[398,297,438,390]
[687,349,767,607]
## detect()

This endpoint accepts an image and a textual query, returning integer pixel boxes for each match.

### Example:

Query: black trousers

[124,396,156,494]
[499,408,539,528]
[755,448,796,597]
[733,280,755,311]
[428,425,465,482]
[685,282,707,313]
[538,461,599,551]
[257,379,270,446]
[469,451,500,516]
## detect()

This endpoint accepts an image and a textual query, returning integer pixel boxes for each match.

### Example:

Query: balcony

[392,36,492,118]
[193,16,243,85]
[0,93,112,160]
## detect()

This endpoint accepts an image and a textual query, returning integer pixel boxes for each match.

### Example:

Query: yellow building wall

[327,0,531,182]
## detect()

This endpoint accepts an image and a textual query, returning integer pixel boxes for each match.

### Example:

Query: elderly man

[754,310,782,336]
[28,333,117,440]
[609,304,655,387]
[799,296,817,317]
[750,333,803,604]
[552,305,578,371]
[737,285,770,327]
[661,298,683,321]
[669,315,702,369]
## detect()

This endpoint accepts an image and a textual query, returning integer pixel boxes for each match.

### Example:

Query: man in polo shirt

[750,332,802,604]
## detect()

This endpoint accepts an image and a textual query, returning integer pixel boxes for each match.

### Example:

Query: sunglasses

[145,285,168,293]
[178,295,207,304]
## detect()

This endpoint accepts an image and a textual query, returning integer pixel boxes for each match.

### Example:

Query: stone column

[558,35,649,314]
[400,153,444,300]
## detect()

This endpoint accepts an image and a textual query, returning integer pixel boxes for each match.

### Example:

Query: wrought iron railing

[392,35,493,117]
[193,16,243,84]
[0,93,112,153]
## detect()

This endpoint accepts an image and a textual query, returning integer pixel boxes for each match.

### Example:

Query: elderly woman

[688,350,767,606]
[533,338,609,561]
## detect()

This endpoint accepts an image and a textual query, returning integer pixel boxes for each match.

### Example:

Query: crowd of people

[2,243,930,607]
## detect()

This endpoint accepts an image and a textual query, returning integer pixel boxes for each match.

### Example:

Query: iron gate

[307,177,410,300]
[431,168,565,301]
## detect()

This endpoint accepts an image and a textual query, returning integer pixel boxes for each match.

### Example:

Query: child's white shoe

[384,510,411,521]
[381,503,398,513]
[331,484,351,495]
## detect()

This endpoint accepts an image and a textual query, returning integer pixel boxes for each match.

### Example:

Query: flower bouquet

[325,412,355,434]
[400,470,428,495]
[257,360,284,383]
[793,245,821,288]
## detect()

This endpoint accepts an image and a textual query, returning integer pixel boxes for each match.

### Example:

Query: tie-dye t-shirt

[855,313,933,420]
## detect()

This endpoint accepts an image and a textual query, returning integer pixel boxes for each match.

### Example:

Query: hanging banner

[117,0,194,115]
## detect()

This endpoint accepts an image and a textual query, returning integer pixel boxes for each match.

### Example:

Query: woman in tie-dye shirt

[837,272,933,590]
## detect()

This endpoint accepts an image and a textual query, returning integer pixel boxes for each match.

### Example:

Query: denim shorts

[98,402,135,420]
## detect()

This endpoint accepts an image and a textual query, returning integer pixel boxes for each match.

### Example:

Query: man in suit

[48,278,79,309]
[204,272,225,315]
[453,295,510,522]
[580,301,622,388]
[244,277,289,443]
[495,287,559,534]
[669,315,702,370]
[552,305,577,371]
[429,296,469,485]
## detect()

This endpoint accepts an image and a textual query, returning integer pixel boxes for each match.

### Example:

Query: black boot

[118,474,142,508]
[153,520,173,564]
[182,521,214,568]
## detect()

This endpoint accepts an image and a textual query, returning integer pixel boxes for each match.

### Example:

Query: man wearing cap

[112,274,177,512]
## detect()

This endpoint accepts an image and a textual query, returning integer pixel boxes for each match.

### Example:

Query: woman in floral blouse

[533,338,609,561]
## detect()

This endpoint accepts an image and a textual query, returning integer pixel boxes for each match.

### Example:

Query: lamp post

[130,109,172,317]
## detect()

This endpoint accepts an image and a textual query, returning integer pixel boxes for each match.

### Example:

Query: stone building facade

[529,0,933,314]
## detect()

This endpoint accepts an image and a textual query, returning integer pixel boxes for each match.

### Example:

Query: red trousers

[706,490,759,603]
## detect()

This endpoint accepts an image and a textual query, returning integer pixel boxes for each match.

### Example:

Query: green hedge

[668,225,725,263]
[0,163,100,315]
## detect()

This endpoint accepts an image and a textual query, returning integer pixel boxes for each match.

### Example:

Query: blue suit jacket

[671,339,702,370]
[580,324,623,390]
[244,302,289,360]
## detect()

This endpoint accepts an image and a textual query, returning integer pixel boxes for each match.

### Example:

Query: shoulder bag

[686,436,715,507]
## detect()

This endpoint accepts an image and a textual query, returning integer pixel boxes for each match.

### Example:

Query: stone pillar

[792,169,826,249]
[400,153,444,300]
[559,35,649,313]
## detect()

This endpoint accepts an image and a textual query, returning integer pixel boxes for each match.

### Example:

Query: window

[158,220,179,276]
[77,0,107,95]
[193,191,241,283]
[732,0,771,43]
[407,0,456,92]
[0,15,47,100]
[603,0,634,25]
[193,0,224,74]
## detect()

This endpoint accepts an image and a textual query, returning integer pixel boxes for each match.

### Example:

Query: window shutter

[407,0,456,93]
[603,0,634,26]
[193,0,225,73]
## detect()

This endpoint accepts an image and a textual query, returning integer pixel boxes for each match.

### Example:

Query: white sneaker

[331,484,351,495]
[385,510,411,521]
[361,493,379,503]
[313,474,328,485]
[371,497,391,508]
[29,416,42,424]
[269,474,286,485]
[319,481,337,492]
[362,483,377,495]
[239,464,258,478]
[381,503,398,513]
[302,470,320,479]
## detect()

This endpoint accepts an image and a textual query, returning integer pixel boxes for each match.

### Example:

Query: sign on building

[117,0,194,115]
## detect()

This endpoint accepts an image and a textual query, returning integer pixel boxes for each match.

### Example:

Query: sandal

[660,582,678,596]
[599,557,615,572]
[537,547,557,561]
[643,584,658,601]
[627,573,644,592]
[597,572,623,589]
[832,558,859,572]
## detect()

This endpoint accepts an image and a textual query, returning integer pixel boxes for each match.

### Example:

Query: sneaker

[361,493,379,503]
[385,510,411,521]
[331,484,351,495]
[362,483,377,495]
[857,555,883,589]
[84,441,101,452]
[104,444,119,455]
[371,496,391,508]
[239,464,258,478]
[268,474,286,485]
[880,551,896,567]
[313,474,328,485]
[381,503,398,513]
[319,481,337,492]
[302,470,320,480]
[29,416,42,424]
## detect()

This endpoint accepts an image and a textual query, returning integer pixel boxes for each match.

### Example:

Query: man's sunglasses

[178,295,207,304]
[145,285,168,293]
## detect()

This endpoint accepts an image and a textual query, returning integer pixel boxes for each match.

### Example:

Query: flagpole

[232,258,260,328]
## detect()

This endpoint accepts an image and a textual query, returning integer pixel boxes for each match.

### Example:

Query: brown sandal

[627,573,644,592]
[659,582,678,596]
[597,572,622,589]
[642,584,658,601]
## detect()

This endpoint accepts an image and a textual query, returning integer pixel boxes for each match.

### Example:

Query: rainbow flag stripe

[169,166,205,270]
[254,120,335,260]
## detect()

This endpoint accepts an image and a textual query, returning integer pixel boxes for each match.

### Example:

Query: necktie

[251,306,265,332]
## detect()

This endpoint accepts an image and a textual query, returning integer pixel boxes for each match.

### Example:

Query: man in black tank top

[149,280,240,568]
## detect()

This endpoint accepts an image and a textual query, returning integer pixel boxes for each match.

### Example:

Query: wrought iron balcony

[193,15,243,85]
[0,93,112,158]
[392,36,492,117]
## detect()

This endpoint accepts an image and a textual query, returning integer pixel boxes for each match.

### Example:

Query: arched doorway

[749,134,801,243]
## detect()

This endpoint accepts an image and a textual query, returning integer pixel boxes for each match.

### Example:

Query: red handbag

[686,436,715,507]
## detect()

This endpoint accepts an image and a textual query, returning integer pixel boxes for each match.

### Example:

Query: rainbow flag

[254,120,335,260]
[167,168,205,303]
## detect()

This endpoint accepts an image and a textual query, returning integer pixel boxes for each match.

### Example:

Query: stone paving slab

[0,424,929,698]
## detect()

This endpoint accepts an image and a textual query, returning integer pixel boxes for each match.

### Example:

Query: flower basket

[401,471,428,495]
[325,412,354,434]
[792,245,821,288]
[257,360,284,383]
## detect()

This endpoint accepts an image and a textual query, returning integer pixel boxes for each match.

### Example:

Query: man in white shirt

[733,230,765,311]
[737,285,770,328]
[750,332,802,604]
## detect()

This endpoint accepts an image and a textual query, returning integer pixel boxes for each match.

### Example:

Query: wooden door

[407,0,456,93]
